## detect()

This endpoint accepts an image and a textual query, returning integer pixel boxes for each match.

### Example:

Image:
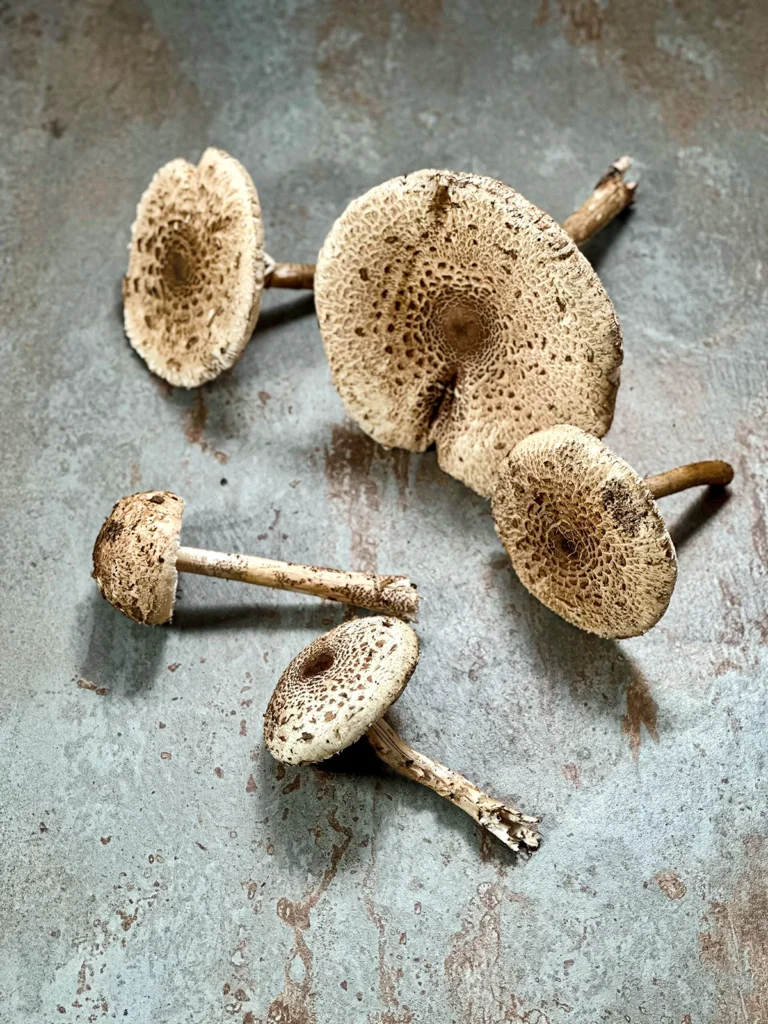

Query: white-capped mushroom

[492,424,734,639]
[123,148,315,388]
[92,491,419,624]
[264,617,541,854]
[315,165,626,496]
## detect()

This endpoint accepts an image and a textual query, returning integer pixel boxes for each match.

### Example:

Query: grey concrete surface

[1,1,766,1022]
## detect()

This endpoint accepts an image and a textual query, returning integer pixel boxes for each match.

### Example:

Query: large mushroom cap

[123,148,265,388]
[492,425,678,638]
[315,170,622,496]
[92,491,184,625]
[264,617,419,765]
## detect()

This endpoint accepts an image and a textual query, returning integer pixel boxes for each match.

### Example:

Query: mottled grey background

[1,1,766,1022]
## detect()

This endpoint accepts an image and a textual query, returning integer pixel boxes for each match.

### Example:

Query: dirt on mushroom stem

[263,618,541,854]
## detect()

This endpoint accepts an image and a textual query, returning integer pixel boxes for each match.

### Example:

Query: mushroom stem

[645,460,734,500]
[264,259,315,290]
[366,718,540,853]
[174,547,420,618]
[562,156,637,245]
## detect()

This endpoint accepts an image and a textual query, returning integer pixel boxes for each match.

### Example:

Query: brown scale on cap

[315,170,622,497]
[492,425,679,639]
[123,148,265,388]
[92,491,184,625]
[264,617,418,765]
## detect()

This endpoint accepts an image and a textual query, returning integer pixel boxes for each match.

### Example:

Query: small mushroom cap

[123,148,265,388]
[492,425,677,638]
[264,617,419,765]
[92,491,184,625]
[315,170,622,496]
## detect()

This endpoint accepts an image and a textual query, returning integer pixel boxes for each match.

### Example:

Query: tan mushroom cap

[492,425,678,638]
[92,491,184,625]
[264,617,419,765]
[315,170,622,496]
[123,148,265,388]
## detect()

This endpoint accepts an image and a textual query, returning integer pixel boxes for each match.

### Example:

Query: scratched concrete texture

[1,0,766,1021]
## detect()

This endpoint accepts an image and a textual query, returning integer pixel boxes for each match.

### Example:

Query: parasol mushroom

[264,616,540,853]
[491,424,734,639]
[315,165,627,496]
[92,491,419,625]
[123,148,315,388]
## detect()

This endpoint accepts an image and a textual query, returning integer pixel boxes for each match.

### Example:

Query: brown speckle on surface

[184,390,208,445]
[213,766,224,779]
[160,751,172,761]
[653,871,687,901]
[100,836,112,845]
[562,763,581,788]
[167,663,181,673]
[621,673,659,759]
[246,774,257,793]
[76,677,107,696]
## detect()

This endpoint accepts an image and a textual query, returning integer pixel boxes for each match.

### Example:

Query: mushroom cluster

[314,168,623,496]
[103,148,735,860]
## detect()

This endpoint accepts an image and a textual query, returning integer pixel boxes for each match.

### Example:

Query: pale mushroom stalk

[93,492,419,625]
[174,546,419,617]
[264,255,315,290]
[264,617,541,856]
[645,460,734,500]
[367,718,540,852]
[563,156,637,245]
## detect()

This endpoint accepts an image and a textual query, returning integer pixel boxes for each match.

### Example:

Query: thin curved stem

[645,460,734,500]
[264,256,315,290]
[367,718,540,853]
[175,546,419,619]
[563,156,637,245]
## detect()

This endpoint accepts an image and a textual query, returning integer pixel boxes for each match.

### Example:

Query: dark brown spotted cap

[92,491,184,625]
[492,425,678,638]
[264,617,419,765]
[315,170,622,496]
[123,148,265,387]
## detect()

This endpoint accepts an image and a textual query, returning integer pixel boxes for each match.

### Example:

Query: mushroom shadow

[667,487,731,552]
[253,293,316,336]
[171,601,343,632]
[78,591,168,698]
[313,727,533,865]
[490,553,649,724]
[578,207,634,274]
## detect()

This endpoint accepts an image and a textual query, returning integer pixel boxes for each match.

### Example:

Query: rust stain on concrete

[325,423,381,571]
[184,391,208,445]
[182,390,228,463]
[699,836,768,1022]
[652,871,687,900]
[548,0,768,141]
[621,673,659,759]
[562,763,581,788]
[444,882,531,1022]
[268,810,353,1023]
